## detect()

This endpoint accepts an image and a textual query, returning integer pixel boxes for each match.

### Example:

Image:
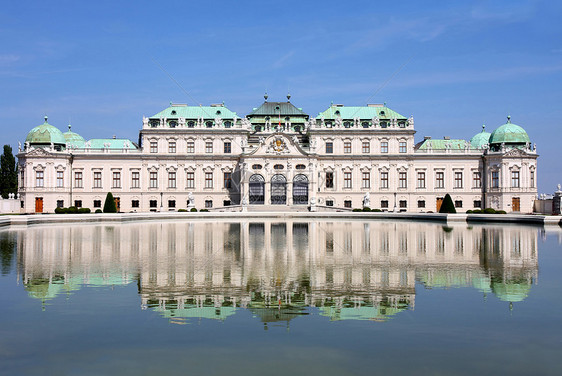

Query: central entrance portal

[249,174,265,204]
[271,174,287,205]
[293,174,309,204]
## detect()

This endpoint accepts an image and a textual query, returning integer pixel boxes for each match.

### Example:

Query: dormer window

[216,110,221,115]
[326,122,332,128]
[171,110,177,115]
[335,110,340,115]
[224,121,232,128]
[294,126,301,132]
[362,121,370,128]
[187,121,195,128]
[169,120,177,128]
[205,121,213,128]
[285,116,290,121]
[343,121,351,128]
[398,122,406,128]
[150,120,159,128]
[380,111,386,116]
[380,122,388,128]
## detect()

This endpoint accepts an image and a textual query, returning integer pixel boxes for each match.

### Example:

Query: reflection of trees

[12,220,539,322]
[0,231,16,275]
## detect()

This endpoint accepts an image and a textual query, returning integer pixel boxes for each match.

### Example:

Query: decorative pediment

[26,148,52,157]
[503,148,529,157]
[247,134,308,157]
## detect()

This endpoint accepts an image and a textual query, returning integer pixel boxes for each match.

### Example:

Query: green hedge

[55,207,91,214]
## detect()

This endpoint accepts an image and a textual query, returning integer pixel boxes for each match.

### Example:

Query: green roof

[489,116,530,145]
[25,117,67,145]
[470,125,491,149]
[248,101,308,117]
[86,139,138,150]
[317,104,407,120]
[63,125,86,145]
[150,104,238,119]
[417,138,473,150]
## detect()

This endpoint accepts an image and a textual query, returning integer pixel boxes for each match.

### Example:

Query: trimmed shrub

[496,210,506,214]
[78,208,91,214]
[373,208,382,212]
[54,207,66,214]
[200,209,209,212]
[67,206,78,214]
[362,207,371,212]
[466,210,473,214]
[484,208,496,214]
[103,192,117,213]
[439,194,456,214]
[352,208,362,212]
[178,209,187,212]
[95,209,102,213]
[471,209,482,214]
[190,208,198,212]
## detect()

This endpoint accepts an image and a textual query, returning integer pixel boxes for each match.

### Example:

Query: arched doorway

[293,174,309,205]
[249,174,265,204]
[271,174,287,205]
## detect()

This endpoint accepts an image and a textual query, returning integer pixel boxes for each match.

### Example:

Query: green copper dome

[470,125,491,149]
[63,124,85,143]
[489,116,530,145]
[25,116,67,146]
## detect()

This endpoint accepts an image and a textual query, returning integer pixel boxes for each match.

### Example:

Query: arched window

[271,174,287,205]
[249,174,265,204]
[293,174,309,205]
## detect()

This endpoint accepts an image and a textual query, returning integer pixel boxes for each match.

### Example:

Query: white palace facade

[18,95,538,213]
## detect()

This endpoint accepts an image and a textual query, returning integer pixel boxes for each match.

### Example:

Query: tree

[103,192,117,213]
[0,145,17,199]
[439,193,457,213]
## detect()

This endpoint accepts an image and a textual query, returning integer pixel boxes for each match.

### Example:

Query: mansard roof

[317,104,407,120]
[247,101,308,117]
[150,103,238,119]
[416,138,473,151]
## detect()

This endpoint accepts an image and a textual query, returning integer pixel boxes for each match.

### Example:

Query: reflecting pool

[1,220,561,375]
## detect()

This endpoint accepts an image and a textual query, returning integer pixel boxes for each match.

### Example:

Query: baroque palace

[18,95,538,213]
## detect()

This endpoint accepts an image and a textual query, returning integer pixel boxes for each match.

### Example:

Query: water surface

[1,219,561,375]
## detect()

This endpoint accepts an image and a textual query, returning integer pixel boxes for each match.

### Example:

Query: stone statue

[18,142,21,152]
[142,116,148,127]
[363,192,370,208]
[557,184,561,192]
[408,116,414,127]
[187,192,195,208]
[372,116,380,127]
[214,117,223,127]
[25,141,29,151]
[335,117,343,128]
[310,197,316,205]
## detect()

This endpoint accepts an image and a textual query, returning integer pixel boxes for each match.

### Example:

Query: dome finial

[482,124,486,132]
[264,92,268,101]
[507,115,511,123]
[68,124,72,131]
[44,115,48,123]
[287,92,291,101]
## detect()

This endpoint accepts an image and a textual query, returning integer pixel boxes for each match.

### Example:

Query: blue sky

[1,0,560,191]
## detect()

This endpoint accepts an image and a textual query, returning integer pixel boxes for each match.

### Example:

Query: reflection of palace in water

[15,220,538,324]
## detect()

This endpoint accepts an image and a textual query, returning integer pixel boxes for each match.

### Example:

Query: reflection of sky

[7,220,539,323]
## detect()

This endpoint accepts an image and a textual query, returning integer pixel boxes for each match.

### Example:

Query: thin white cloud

[272,50,296,69]
[0,54,20,65]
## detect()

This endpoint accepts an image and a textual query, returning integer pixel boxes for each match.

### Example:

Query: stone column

[553,184,562,215]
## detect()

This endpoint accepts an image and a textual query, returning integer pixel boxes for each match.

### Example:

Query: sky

[0,0,560,192]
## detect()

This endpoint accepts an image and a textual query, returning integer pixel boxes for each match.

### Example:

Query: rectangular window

[455,200,463,208]
[131,200,139,208]
[168,200,176,208]
[381,172,389,189]
[224,172,232,189]
[224,141,231,154]
[399,141,407,153]
[168,141,176,154]
[381,141,388,153]
[74,200,82,208]
[418,200,425,208]
[344,141,351,154]
[530,171,535,188]
[112,171,121,188]
[205,200,213,208]
[511,171,520,188]
[381,200,389,208]
[150,171,158,188]
[93,200,101,208]
[399,172,407,188]
[325,142,333,154]
[454,171,463,188]
[149,200,158,208]
[417,172,425,188]
[344,172,352,188]
[326,172,334,188]
[93,171,102,188]
[131,171,140,188]
[473,200,481,208]
[362,141,370,154]
[187,141,195,153]
[36,171,44,187]
[57,200,64,208]
[399,200,407,208]
[362,172,370,188]
[150,141,158,153]
[436,171,444,189]
[326,200,334,207]
[473,171,481,188]
[223,200,231,206]
[344,200,352,208]
[168,171,176,188]
[56,171,64,187]
[205,172,213,188]
[205,141,213,153]
[74,171,83,188]
[186,172,195,188]
[492,171,499,188]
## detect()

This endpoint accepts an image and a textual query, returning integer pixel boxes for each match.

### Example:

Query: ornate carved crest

[26,147,52,157]
[268,136,288,154]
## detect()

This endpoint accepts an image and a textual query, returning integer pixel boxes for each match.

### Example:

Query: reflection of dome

[25,116,66,146]
[489,116,530,146]
[472,275,492,294]
[470,125,491,149]
[63,124,85,146]
[491,280,531,302]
